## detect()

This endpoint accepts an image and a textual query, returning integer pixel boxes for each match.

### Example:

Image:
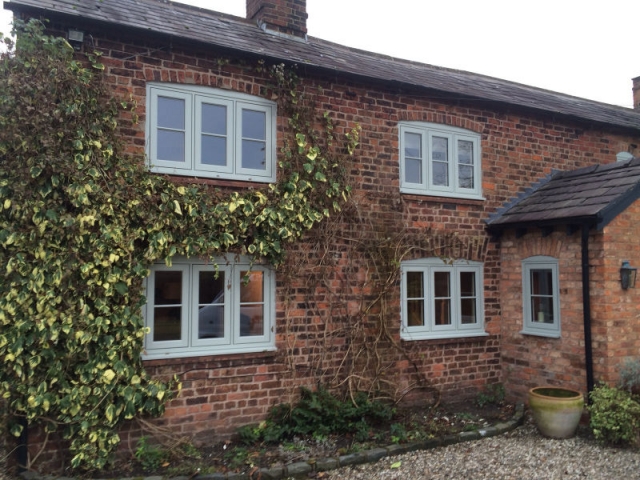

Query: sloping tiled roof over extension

[5,0,640,133]
[486,158,640,231]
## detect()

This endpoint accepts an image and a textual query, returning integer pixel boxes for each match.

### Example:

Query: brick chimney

[247,0,308,38]
[634,76,640,110]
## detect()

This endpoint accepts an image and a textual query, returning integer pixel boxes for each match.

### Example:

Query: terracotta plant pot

[528,386,584,439]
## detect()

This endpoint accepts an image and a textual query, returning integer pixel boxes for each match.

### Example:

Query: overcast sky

[1,0,637,108]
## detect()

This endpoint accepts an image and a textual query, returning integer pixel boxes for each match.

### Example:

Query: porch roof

[4,0,640,133]
[486,158,640,231]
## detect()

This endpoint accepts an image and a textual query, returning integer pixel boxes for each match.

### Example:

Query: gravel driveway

[326,420,640,479]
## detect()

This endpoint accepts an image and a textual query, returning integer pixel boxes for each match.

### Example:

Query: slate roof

[4,0,640,133]
[486,158,640,231]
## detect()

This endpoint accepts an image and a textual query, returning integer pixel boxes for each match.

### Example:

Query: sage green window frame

[143,256,276,359]
[521,256,561,338]
[400,258,486,341]
[146,83,277,183]
[399,122,482,200]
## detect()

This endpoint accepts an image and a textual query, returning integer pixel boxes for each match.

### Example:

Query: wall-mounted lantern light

[67,29,84,50]
[620,261,637,290]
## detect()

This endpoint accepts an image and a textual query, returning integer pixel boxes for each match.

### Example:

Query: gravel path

[326,420,640,479]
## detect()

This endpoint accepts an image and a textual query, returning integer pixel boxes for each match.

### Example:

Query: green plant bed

[103,400,516,478]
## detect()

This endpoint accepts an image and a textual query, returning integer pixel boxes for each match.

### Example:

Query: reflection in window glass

[240,271,264,337]
[201,104,227,166]
[531,269,554,324]
[242,109,267,170]
[404,132,422,184]
[197,271,225,339]
[158,97,185,129]
[458,140,474,189]
[434,272,451,325]
[432,136,449,186]
[406,272,425,327]
[460,271,477,324]
[153,271,182,341]
[157,97,186,163]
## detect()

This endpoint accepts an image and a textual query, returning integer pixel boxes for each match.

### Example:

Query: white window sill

[520,329,561,339]
[142,345,277,361]
[400,331,488,342]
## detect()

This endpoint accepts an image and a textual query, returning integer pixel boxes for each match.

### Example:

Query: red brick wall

[20,18,640,460]
[592,199,640,385]
[499,200,640,403]
[498,230,594,400]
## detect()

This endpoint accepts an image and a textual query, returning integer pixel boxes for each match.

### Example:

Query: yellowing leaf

[391,461,402,469]
[102,369,116,383]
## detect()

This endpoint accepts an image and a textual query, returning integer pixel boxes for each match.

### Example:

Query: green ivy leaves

[0,20,358,472]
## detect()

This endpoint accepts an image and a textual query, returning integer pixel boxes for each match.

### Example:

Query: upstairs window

[522,256,561,338]
[399,122,482,199]
[401,258,486,340]
[146,84,277,182]
[143,257,275,359]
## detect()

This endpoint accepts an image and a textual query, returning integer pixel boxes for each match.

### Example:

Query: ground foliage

[123,389,514,478]
[0,20,358,471]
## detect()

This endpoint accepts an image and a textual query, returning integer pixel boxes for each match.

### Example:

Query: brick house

[4,0,640,458]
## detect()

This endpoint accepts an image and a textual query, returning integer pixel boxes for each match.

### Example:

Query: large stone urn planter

[528,386,584,439]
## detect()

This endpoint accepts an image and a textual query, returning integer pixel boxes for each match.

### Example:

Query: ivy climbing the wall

[0,20,358,471]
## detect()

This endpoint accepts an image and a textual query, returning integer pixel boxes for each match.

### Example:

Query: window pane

[458,140,475,188]
[460,271,477,325]
[530,268,555,324]
[153,307,182,341]
[202,104,226,135]
[405,158,422,184]
[435,299,451,325]
[404,132,421,158]
[432,136,449,186]
[158,97,185,129]
[153,271,182,342]
[407,299,424,326]
[157,130,185,162]
[434,271,450,297]
[197,271,225,339]
[201,135,227,166]
[461,298,477,324]
[240,271,265,337]
[532,296,555,324]
[460,272,475,297]
[434,271,451,326]
[406,272,424,298]
[154,271,182,304]
[242,139,267,170]
[240,271,264,302]
[531,269,553,295]
[459,165,474,189]
[458,140,473,165]
[432,136,448,161]
[432,161,448,186]
[242,109,266,140]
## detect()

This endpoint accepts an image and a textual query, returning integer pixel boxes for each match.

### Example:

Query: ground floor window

[143,257,275,359]
[401,258,486,340]
[522,256,560,337]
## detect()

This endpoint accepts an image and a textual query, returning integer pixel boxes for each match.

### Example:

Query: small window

[143,257,275,359]
[401,258,486,340]
[147,84,277,182]
[522,256,560,338]
[399,122,482,199]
